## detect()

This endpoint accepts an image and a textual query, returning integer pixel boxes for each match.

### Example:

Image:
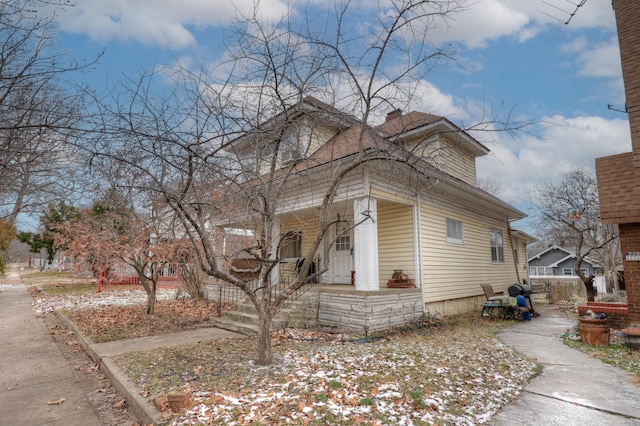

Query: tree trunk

[146,291,156,315]
[584,276,596,302]
[256,312,273,366]
[139,275,157,315]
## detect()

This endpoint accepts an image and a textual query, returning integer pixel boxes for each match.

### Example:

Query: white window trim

[446,218,464,244]
[563,268,573,276]
[490,230,505,264]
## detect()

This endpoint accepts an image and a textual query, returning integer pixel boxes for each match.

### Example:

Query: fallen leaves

[60,297,219,342]
[47,397,66,405]
[114,317,538,425]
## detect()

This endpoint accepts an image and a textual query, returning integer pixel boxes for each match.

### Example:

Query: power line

[538,0,588,25]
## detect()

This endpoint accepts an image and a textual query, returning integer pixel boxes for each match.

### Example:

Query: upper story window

[490,230,504,263]
[563,268,573,276]
[279,127,305,166]
[446,218,463,243]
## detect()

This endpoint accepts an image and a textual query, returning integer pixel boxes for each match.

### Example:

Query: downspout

[415,193,427,314]
[507,220,521,283]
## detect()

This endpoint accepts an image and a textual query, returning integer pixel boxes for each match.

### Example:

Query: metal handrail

[213,274,318,316]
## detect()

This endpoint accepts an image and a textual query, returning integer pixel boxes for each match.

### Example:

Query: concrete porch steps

[212,296,315,336]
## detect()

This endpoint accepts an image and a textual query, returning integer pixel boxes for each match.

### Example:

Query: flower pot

[577,317,610,347]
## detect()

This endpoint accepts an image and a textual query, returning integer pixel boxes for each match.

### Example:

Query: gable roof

[527,245,597,268]
[230,96,526,220]
[527,245,572,262]
[375,111,490,157]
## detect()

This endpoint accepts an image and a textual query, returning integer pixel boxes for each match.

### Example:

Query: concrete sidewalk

[1,264,246,425]
[491,305,640,425]
[58,305,246,424]
[0,264,102,425]
[4,262,640,425]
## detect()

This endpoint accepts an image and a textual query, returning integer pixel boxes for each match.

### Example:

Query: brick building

[596,0,640,325]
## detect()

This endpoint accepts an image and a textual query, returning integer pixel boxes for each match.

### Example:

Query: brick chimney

[386,108,402,122]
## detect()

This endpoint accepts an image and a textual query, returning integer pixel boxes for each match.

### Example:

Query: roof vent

[386,108,402,122]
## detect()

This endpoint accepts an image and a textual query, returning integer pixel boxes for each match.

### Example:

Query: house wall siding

[419,200,518,305]
[307,121,338,155]
[276,170,366,214]
[438,136,478,186]
[401,134,478,186]
[376,201,416,288]
[518,239,530,281]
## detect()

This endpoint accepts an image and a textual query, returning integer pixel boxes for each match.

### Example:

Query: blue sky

[44,0,631,235]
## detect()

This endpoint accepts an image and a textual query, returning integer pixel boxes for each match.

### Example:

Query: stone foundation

[317,287,424,332]
[425,295,487,318]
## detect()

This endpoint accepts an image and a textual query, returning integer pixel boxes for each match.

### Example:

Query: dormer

[376,109,489,186]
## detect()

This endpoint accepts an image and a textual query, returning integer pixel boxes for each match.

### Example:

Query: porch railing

[212,275,318,316]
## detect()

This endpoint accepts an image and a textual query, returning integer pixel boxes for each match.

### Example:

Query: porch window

[279,231,302,259]
[563,268,573,275]
[446,218,464,243]
[490,230,504,263]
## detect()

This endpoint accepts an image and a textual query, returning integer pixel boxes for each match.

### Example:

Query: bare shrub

[180,264,207,299]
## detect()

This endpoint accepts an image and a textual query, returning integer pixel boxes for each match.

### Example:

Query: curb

[56,311,164,425]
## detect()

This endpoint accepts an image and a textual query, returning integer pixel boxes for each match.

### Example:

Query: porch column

[353,197,379,291]
[270,217,280,284]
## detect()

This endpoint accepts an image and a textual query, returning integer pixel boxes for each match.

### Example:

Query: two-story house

[221,96,534,331]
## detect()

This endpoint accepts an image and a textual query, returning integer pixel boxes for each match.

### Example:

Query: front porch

[209,281,424,334]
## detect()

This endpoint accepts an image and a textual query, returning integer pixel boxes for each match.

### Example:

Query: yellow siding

[401,134,478,186]
[307,122,338,155]
[438,137,477,186]
[377,201,416,288]
[370,187,413,205]
[419,201,519,303]
[516,238,530,282]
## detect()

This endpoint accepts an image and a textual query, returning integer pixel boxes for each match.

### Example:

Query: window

[280,129,301,165]
[490,230,504,263]
[512,237,519,264]
[335,221,351,251]
[279,231,302,259]
[446,219,464,243]
[580,268,588,276]
[563,268,573,276]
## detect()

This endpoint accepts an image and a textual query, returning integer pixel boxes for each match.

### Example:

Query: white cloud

[433,0,530,48]
[574,37,622,79]
[476,114,632,204]
[51,0,290,49]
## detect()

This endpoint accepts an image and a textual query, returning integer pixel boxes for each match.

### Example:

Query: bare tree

[532,168,619,301]
[86,0,524,365]
[52,187,189,314]
[0,0,96,223]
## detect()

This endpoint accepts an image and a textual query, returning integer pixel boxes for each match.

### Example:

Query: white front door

[332,221,353,284]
